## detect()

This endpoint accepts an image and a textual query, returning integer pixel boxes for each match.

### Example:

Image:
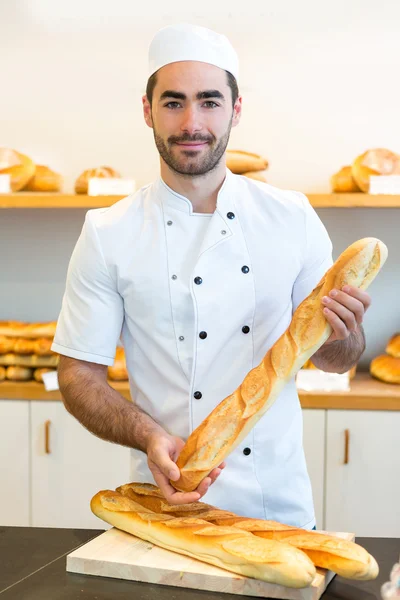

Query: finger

[196,476,212,498]
[323,307,350,339]
[218,461,226,470]
[322,294,361,328]
[326,289,365,323]
[341,285,372,310]
[208,467,222,485]
[149,445,181,481]
[150,464,201,505]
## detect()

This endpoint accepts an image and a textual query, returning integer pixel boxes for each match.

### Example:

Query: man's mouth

[174,141,209,149]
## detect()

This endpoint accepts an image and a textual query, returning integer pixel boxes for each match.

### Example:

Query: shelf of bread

[2,192,400,209]
[0,372,399,409]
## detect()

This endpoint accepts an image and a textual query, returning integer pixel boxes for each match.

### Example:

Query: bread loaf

[370,355,400,384]
[0,353,59,368]
[6,366,33,381]
[75,166,121,194]
[0,366,5,381]
[330,166,361,193]
[173,238,388,492]
[24,165,63,192]
[117,482,378,581]
[0,148,36,191]
[0,336,15,354]
[91,489,316,588]
[226,150,268,174]
[386,333,400,358]
[0,321,57,339]
[108,346,128,381]
[352,149,400,192]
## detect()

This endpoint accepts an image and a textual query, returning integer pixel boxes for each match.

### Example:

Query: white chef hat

[148,23,239,81]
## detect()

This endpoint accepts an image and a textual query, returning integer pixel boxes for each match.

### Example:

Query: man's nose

[180,106,202,134]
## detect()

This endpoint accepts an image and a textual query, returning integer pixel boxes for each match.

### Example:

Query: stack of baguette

[226,150,268,182]
[370,333,400,384]
[0,321,58,382]
[331,148,400,193]
[91,481,378,587]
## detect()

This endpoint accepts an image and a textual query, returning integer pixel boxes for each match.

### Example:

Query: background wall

[1,0,399,368]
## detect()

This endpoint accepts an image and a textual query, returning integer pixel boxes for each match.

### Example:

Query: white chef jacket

[52,168,333,530]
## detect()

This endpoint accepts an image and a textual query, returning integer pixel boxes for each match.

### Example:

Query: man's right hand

[146,432,225,505]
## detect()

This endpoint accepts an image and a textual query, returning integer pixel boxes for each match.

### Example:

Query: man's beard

[153,119,232,177]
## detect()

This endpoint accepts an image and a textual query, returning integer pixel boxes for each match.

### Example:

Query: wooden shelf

[1,192,400,209]
[0,372,399,409]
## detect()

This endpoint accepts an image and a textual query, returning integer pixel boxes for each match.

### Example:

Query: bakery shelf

[1,193,400,209]
[1,372,399,409]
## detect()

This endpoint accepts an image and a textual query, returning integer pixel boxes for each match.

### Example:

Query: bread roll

[0,353,59,368]
[91,489,316,588]
[370,355,400,384]
[386,333,400,358]
[117,482,378,581]
[0,366,6,381]
[75,166,121,194]
[0,321,57,339]
[33,368,55,383]
[13,339,36,355]
[226,150,268,174]
[0,336,15,354]
[24,165,63,192]
[351,149,400,193]
[108,346,128,381]
[6,366,33,381]
[0,148,36,191]
[330,166,361,193]
[173,238,388,492]
[242,170,268,182]
[33,338,54,356]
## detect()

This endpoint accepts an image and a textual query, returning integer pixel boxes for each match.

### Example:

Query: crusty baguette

[226,150,268,174]
[0,321,57,339]
[117,482,378,581]
[0,353,59,368]
[0,336,15,354]
[91,489,316,588]
[6,366,33,381]
[173,238,388,492]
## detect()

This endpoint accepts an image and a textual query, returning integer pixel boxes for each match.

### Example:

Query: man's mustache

[168,134,214,144]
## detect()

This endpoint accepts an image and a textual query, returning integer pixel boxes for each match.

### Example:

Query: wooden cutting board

[67,528,355,599]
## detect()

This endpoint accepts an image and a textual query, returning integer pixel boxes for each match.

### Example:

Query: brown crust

[173,238,387,492]
[116,482,378,581]
[74,166,121,194]
[6,365,33,381]
[330,166,361,193]
[0,353,59,368]
[0,148,36,191]
[386,333,400,358]
[108,346,128,381]
[24,165,63,192]
[370,354,400,384]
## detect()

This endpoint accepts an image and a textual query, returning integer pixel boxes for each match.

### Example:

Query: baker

[53,23,371,530]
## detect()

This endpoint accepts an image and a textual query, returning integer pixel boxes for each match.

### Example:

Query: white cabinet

[31,401,131,529]
[325,410,400,537]
[302,409,325,529]
[0,400,30,526]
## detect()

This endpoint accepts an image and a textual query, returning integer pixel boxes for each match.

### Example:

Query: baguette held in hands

[91,489,316,588]
[117,482,378,581]
[172,238,388,493]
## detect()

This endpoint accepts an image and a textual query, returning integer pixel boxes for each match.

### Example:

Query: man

[53,23,370,530]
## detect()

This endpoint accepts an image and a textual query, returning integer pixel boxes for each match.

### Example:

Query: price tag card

[296,369,350,392]
[88,177,136,196]
[0,174,11,193]
[369,175,400,194]
[42,370,59,391]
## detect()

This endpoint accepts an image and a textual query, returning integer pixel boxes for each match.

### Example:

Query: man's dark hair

[146,70,239,109]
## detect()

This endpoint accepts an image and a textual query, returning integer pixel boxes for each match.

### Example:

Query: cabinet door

[302,409,325,529]
[326,410,400,537]
[0,400,30,526]
[31,402,131,529]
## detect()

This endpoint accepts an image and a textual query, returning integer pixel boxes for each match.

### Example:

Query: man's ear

[142,95,153,129]
[231,95,242,128]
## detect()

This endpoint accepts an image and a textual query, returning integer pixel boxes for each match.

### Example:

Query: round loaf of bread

[330,166,361,193]
[226,150,268,174]
[386,333,400,358]
[370,355,400,384]
[0,148,36,191]
[351,149,400,193]
[6,365,33,381]
[75,166,121,194]
[24,165,63,192]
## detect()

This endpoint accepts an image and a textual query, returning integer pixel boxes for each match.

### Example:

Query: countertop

[0,526,399,599]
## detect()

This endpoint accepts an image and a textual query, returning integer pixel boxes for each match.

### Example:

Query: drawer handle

[344,428,350,465]
[45,420,51,454]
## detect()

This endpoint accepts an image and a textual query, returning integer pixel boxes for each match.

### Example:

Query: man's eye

[204,101,218,108]
[165,102,181,109]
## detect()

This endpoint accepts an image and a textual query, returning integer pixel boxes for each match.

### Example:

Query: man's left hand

[321,285,371,344]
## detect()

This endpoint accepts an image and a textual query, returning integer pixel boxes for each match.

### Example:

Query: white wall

[1,1,399,369]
